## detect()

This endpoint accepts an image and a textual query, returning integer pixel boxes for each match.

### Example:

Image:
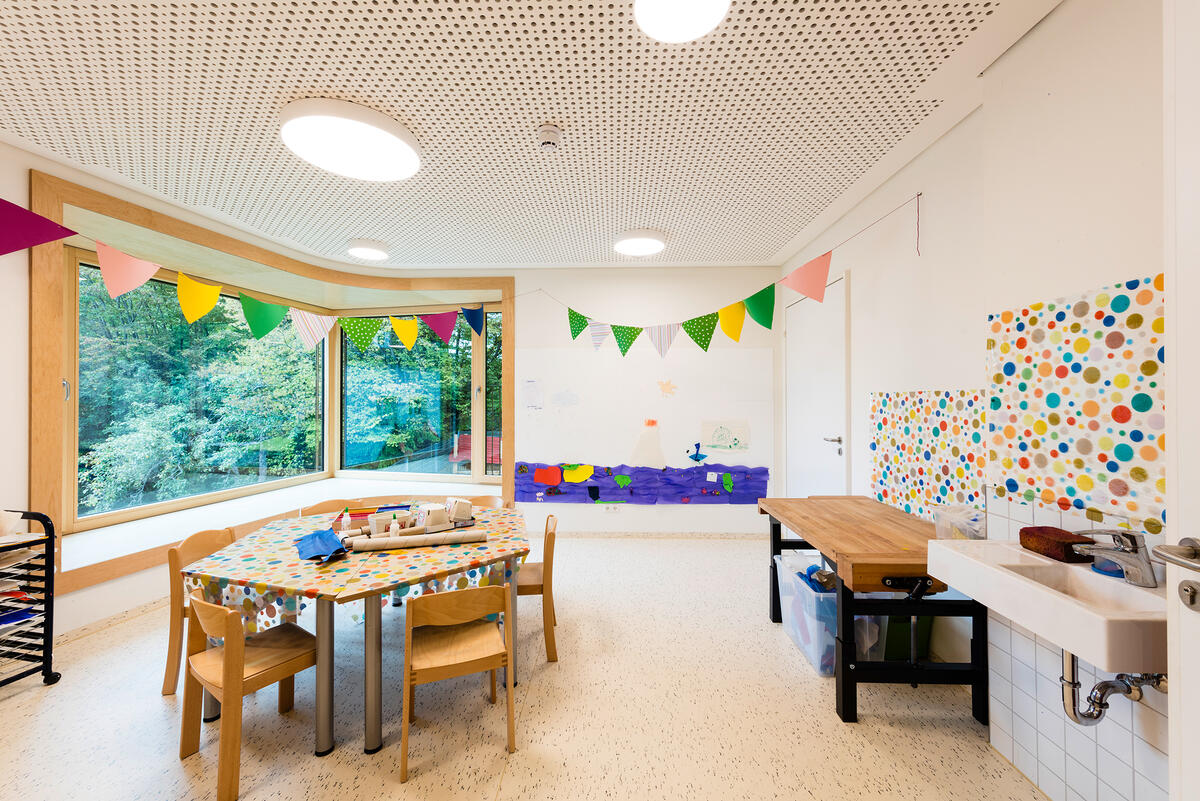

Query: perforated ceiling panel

[0,2,998,268]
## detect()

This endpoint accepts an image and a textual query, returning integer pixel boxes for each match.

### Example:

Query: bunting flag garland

[780,250,832,302]
[718,301,746,342]
[568,308,589,340]
[0,197,77,257]
[743,284,775,329]
[647,322,680,358]
[461,305,485,336]
[390,316,419,350]
[681,312,719,352]
[96,241,162,299]
[418,310,459,344]
[340,317,384,352]
[176,273,222,323]
[239,292,289,339]
[289,308,336,349]
[611,325,643,356]
[588,321,611,350]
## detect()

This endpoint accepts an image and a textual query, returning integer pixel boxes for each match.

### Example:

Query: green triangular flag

[681,312,719,352]
[239,293,289,339]
[744,284,775,329]
[611,324,643,356]
[568,308,588,340]
[339,317,384,352]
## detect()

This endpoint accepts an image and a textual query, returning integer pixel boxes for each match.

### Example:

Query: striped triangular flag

[647,323,680,358]
[289,309,336,349]
[588,321,611,350]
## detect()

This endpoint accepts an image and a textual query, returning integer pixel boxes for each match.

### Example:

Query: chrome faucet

[1072,530,1158,588]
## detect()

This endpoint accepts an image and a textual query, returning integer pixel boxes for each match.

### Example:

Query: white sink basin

[928,540,1167,673]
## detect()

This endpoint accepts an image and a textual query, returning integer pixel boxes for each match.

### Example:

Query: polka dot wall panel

[869,390,986,520]
[985,275,1166,532]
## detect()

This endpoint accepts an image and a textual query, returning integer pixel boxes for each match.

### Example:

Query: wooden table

[760,496,987,725]
[183,507,530,756]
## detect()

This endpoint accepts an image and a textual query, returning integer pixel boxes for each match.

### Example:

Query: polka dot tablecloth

[183,508,530,633]
[986,274,1166,532]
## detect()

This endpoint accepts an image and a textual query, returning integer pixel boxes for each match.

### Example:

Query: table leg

[769,516,783,623]
[202,689,220,722]
[507,556,519,686]
[364,597,383,754]
[971,601,990,726]
[834,577,858,723]
[315,598,334,756]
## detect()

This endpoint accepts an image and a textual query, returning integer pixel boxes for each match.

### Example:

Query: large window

[76,263,324,517]
[341,309,500,480]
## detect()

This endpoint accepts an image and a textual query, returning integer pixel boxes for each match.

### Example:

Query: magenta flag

[419,310,460,344]
[0,197,76,256]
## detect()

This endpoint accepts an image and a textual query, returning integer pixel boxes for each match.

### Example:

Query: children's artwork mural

[516,462,769,505]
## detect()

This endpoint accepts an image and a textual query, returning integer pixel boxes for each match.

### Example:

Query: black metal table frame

[768,515,988,725]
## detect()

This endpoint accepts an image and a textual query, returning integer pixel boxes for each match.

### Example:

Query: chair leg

[505,659,516,754]
[400,677,411,783]
[408,683,416,723]
[278,676,294,714]
[543,595,558,663]
[162,609,184,695]
[216,696,243,801]
[179,669,203,759]
[490,669,497,704]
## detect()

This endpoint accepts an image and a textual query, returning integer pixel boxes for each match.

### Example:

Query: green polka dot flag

[681,312,719,351]
[568,308,589,340]
[611,324,643,356]
[340,317,384,352]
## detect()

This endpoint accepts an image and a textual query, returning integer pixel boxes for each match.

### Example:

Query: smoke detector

[538,124,562,152]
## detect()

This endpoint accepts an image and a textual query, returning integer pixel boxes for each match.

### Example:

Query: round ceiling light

[614,229,666,257]
[279,98,421,182]
[347,238,390,261]
[634,0,730,43]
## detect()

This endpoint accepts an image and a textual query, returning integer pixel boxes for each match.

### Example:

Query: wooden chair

[298,498,355,516]
[401,585,515,781]
[467,495,504,509]
[162,528,235,695]
[517,515,557,662]
[180,590,316,801]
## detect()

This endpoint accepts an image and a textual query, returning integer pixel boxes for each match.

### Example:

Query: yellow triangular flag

[718,301,746,342]
[390,316,419,350]
[177,273,222,323]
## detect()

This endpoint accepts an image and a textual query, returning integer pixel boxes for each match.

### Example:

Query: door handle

[1151,537,1200,572]
[823,436,843,444]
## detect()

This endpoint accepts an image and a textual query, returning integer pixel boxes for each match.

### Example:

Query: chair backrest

[186,589,245,689]
[229,510,298,539]
[543,515,557,589]
[168,529,234,616]
[299,499,356,516]
[467,495,504,509]
[407,585,508,629]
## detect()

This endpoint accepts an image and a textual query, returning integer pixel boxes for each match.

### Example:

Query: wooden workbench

[759,496,987,725]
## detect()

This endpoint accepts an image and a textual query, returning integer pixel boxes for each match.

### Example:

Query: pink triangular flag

[289,308,336,349]
[95,241,162,299]
[647,323,680,358]
[419,310,460,344]
[779,251,832,302]
[588,321,611,350]
[0,197,76,256]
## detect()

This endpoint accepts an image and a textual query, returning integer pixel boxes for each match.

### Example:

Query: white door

[1165,2,1200,797]
[784,275,849,497]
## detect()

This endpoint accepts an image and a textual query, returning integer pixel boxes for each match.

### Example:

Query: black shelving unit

[0,510,59,687]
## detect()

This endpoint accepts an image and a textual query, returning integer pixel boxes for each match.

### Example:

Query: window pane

[485,311,503,477]
[341,315,472,475]
[77,265,324,518]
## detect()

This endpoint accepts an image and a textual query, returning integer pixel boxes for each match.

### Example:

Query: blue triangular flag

[461,305,485,336]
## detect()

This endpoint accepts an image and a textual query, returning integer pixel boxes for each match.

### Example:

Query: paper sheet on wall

[701,419,750,451]
[523,379,544,410]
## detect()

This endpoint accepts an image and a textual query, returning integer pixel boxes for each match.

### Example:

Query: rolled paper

[346,529,488,551]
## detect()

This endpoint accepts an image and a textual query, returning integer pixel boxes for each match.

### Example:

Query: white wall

[512,266,780,535]
[778,1,1165,799]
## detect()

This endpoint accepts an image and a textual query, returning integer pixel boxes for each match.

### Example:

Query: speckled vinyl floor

[0,537,1042,801]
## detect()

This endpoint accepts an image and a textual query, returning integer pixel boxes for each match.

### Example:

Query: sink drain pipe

[1060,650,1167,726]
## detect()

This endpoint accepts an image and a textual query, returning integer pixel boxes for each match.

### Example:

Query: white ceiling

[0,1,1009,269]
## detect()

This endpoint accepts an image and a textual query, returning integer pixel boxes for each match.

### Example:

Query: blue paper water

[296,528,346,563]
[0,608,35,626]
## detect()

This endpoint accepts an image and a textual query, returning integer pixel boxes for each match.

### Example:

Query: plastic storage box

[775,553,888,676]
[933,505,987,540]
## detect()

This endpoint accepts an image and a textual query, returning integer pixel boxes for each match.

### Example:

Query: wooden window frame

[29,171,515,590]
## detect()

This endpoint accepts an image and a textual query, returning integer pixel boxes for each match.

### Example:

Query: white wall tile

[1096,748,1134,799]
[1032,501,1063,528]
[1038,703,1067,744]
[988,621,1012,652]
[1132,771,1167,801]
[991,697,1014,736]
[1065,755,1098,801]
[1016,744,1038,782]
[1037,642,1063,678]
[990,669,1013,709]
[1011,629,1037,667]
[986,511,1011,541]
[989,643,1012,681]
[1061,511,1094,533]
[1039,732,1067,779]
[1131,703,1168,754]
[1039,764,1067,801]
[1014,713,1039,755]
[1013,687,1038,728]
[1097,720,1133,765]
[992,728,1014,762]
[1038,673,1063,711]
[1065,725,1098,770]
[1098,781,1126,801]
[1132,738,1168,793]
[1012,658,1038,699]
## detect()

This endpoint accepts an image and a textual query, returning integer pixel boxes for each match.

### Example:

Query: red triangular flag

[779,251,832,302]
[0,197,76,256]
[419,310,460,344]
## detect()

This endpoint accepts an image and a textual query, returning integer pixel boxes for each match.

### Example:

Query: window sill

[61,475,498,573]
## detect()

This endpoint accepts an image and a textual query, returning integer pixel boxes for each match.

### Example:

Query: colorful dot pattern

[610,324,643,356]
[682,312,719,352]
[183,508,530,633]
[568,308,589,340]
[339,316,384,352]
[986,274,1166,532]
[869,390,986,520]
